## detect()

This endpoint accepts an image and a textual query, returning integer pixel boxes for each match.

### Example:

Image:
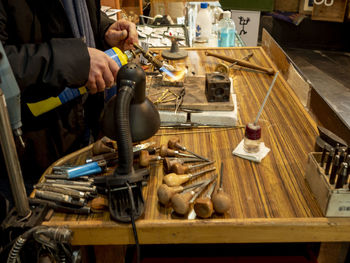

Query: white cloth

[232,140,270,163]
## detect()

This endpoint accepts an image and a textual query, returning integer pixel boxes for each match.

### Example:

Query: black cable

[126,183,140,263]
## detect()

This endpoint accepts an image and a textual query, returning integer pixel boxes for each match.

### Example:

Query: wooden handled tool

[171,161,215,175]
[163,157,205,173]
[159,144,195,158]
[163,167,216,187]
[157,180,208,206]
[168,137,210,162]
[194,181,217,218]
[212,162,231,214]
[139,150,162,167]
[171,175,217,215]
[205,51,274,75]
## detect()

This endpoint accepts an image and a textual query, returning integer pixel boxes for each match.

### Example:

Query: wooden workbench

[41,47,350,262]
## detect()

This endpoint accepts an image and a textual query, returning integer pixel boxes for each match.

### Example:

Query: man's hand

[86,47,119,94]
[105,20,138,50]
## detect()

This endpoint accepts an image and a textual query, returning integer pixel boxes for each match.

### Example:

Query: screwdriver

[163,157,205,173]
[157,179,208,206]
[325,148,335,175]
[171,174,217,215]
[168,137,210,162]
[171,161,215,175]
[163,167,216,187]
[159,144,196,158]
[212,162,231,214]
[194,181,217,218]
[139,150,162,167]
[329,155,340,185]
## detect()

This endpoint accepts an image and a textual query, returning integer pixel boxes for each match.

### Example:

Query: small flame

[162,67,186,82]
[159,66,175,79]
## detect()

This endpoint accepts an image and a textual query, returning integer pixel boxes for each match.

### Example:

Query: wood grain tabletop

[39,47,350,245]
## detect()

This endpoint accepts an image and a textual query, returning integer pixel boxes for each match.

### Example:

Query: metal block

[205,73,231,102]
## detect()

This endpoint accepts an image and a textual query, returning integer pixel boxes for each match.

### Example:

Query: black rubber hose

[114,86,135,175]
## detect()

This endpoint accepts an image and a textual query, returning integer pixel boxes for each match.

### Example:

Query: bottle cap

[200,2,208,9]
[223,11,231,19]
[245,123,261,140]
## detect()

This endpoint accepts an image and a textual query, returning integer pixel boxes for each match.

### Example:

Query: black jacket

[0,0,113,178]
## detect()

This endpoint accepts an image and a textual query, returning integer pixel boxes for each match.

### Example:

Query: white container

[218,11,235,47]
[195,2,212,43]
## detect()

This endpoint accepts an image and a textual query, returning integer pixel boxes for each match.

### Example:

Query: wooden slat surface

[41,47,348,246]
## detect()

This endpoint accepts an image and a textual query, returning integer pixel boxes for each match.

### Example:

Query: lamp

[97,62,160,222]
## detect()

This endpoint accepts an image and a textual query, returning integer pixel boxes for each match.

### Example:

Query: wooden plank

[261,29,311,108]
[43,218,350,245]
[40,47,336,246]
[312,0,348,22]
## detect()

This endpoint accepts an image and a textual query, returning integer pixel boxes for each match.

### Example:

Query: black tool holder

[99,63,160,223]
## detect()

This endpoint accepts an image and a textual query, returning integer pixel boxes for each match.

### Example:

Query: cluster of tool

[29,137,154,215]
[148,137,231,218]
[319,143,350,189]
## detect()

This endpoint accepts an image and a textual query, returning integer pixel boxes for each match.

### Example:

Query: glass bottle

[243,123,261,153]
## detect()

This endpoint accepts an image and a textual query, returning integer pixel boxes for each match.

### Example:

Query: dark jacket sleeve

[0,0,90,97]
[4,39,90,94]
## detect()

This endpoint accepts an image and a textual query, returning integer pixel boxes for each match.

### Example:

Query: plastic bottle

[187,3,197,46]
[218,11,235,47]
[195,3,212,43]
[227,13,236,47]
[243,123,261,153]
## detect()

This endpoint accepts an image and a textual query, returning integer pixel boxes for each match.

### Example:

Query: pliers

[175,88,185,114]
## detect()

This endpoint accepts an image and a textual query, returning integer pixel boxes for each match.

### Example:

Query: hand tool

[163,167,216,187]
[34,184,86,199]
[157,180,208,206]
[171,161,215,175]
[163,157,205,173]
[214,53,254,74]
[29,198,91,215]
[345,154,350,166]
[253,71,279,125]
[205,51,274,75]
[86,152,117,164]
[92,136,117,155]
[329,155,340,185]
[334,143,340,156]
[339,148,346,164]
[175,88,185,114]
[212,162,231,214]
[39,182,96,193]
[320,146,327,167]
[90,196,109,212]
[35,190,85,207]
[133,43,175,79]
[171,174,217,215]
[194,181,217,218]
[167,137,210,162]
[51,160,106,179]
[159,144,196,158]
[325,148,335,175]
[44,179,93,187]
[335,163,348,189]
[139,150,162,167]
